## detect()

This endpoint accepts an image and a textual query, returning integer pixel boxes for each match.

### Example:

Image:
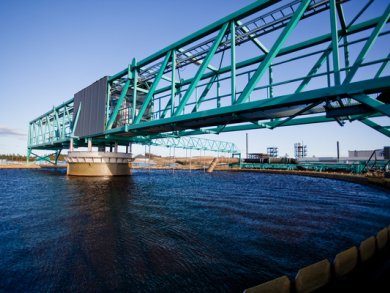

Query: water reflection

[60,176,135,291]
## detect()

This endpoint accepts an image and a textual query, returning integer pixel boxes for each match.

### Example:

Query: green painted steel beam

[295,48,331,94]
[54,149,62,165]
[352,94,390,116]
[131,58,138,122]
[231,21,237,104]
[161,75,173,82]
[27,124,32,148]
[159,51,179,119]
[29,1,390,154]
[180,116,337,134]
[171,50,176,116]
[269,101,322,129]
[135,87,148,94]
[45,115,51,142]
[375,52,390,78]
[268,64,273,98]
[236,20,269,54]
[350,1,374,28]
[53,108,61,139]
[235,0,311,105]
[197,112,382,134]
[29,98,73,124]
[30,124,35,147]
[191,75,218,113]
[29,108,381,151]
[160,98,173,119]
[71,102,82,137]
[250,120,272,129]
[108,0,278,82]
[336,1,347,32]
[106,81,111,125]
[111,10,388,89]
[136,0,277,68]
[106,79,131,130]
[26,148,32,162]
[31,150,62,165]
[295,1,376,94]
[343,4,390,84]
[154,16,388,97]
[101,76,390,137]
[27,98,75,147]
[39,119,44,143]
[136,136,240,153]
[174,23,229,116]
[177,48,218,72]
[134,51,172,124]
[105,134,240,153]
[61,107,66,139]
[65,106,71,124]
[336,0,350,79]
[330,0,341,86]
[360,118,390,137]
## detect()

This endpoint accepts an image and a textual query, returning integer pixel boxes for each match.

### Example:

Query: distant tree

[0,154,36,162]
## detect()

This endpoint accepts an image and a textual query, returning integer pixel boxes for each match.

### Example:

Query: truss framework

[28,0,390,158]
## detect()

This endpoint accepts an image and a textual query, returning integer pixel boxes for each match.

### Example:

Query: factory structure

[298,147,389,163]
[242,143,389,176]
[246,142,390,163]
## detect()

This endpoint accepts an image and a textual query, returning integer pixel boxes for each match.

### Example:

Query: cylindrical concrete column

[66,151,133,176]
[70,138,74,152]
[88,138,92,152]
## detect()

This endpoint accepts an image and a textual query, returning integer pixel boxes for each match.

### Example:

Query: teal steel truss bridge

[28,0,390,161]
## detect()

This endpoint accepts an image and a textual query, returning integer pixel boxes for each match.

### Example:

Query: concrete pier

[66,151,132,176]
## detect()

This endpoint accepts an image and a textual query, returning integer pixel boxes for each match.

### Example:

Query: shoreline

[215,167,390,190]
[0,164,66,169]
[2,163,389,190]
[133,166,390,190]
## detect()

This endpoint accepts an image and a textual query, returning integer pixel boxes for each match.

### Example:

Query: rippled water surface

[0,168,389,292]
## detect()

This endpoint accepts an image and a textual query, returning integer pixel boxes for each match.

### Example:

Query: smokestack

[337,141,340,162]
[246,133,248,159]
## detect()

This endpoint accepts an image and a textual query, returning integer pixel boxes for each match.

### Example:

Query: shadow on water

[56,175,138,292]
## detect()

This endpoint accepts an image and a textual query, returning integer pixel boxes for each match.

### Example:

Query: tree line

[0,154,32,162]
[0,154,66,162]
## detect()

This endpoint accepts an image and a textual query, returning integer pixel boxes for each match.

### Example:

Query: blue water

[0,169,389,292]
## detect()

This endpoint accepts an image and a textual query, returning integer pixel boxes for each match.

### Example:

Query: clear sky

[0,0,389,158]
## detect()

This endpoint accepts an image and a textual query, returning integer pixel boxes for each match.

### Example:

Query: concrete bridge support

[66,151,132,176]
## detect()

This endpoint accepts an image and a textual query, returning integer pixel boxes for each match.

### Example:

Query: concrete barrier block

[376,228,388,250]
[333,246,358,278]
[295,259,331,293]
[388,224,390,244]
[359,236,376,263]
[244,276,290,293]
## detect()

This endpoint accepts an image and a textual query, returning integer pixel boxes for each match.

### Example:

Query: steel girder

[28,99,74,149]
[28,0,390,157]
[125,136,239,154]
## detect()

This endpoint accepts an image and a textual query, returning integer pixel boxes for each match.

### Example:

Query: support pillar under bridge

[66,151,132,176]
[64,136,239,176]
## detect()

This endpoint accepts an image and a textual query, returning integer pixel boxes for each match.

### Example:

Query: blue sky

[0,0,389,158]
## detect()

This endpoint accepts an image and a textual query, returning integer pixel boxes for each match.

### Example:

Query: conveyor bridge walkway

[28,0,390,159]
